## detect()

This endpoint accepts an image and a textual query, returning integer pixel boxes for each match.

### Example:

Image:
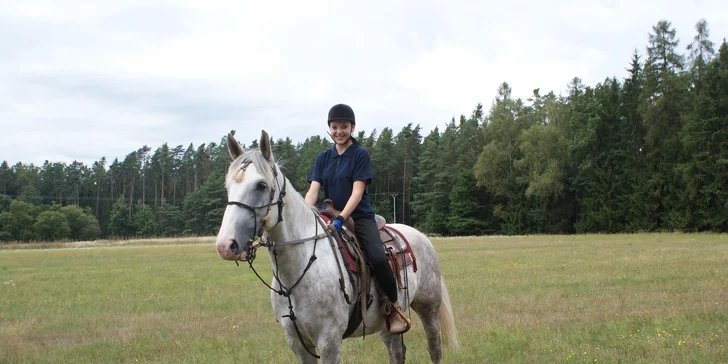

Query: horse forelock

[226,149,277,186]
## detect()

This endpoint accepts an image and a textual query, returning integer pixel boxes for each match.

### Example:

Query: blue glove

[332,215,345,232]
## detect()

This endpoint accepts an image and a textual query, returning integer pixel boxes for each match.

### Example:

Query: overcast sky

[1,0,726,167]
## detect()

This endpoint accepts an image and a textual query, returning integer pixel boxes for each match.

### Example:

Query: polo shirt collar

[331,141,358,157]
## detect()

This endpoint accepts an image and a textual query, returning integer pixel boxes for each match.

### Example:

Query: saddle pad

[336,225,417,275]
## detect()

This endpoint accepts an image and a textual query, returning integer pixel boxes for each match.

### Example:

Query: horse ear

[227,133,244,160]
[260,130,272,161]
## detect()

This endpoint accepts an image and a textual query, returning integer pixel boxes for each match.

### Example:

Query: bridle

[224,158,287,262]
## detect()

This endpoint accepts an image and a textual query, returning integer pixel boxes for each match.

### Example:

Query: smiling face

[328,120,355,145]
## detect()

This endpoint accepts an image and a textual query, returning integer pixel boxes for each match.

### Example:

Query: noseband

[225,159,287,260]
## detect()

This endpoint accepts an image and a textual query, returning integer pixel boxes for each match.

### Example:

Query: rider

[304,103,411,335]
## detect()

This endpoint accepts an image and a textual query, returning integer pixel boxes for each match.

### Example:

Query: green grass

[1,233,727,363]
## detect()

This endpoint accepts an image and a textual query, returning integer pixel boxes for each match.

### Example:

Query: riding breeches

[354,215,398,303]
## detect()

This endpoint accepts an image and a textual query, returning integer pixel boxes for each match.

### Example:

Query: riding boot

[387,302,411,335]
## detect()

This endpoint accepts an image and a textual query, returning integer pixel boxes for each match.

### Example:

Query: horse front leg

[285,331,320,364]
[316,333,343,364]
[284,326,344,364]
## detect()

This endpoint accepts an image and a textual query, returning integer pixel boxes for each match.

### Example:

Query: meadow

[1,233,727,363]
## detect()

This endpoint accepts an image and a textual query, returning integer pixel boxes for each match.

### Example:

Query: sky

[1,0,727,167]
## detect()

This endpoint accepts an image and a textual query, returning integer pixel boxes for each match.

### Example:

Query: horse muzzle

[216,238,249,261]
[217,236,261,263]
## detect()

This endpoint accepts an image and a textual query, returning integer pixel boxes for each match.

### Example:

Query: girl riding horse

[304,103,411,335]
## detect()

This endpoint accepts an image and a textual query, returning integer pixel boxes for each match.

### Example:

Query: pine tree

[0,161,14,196]
[447,169,492,235]
[271,137,299,189]
[687,19,716,88]
[182,171,226,236]
[393,124,422,225]
[412,128,445,233]
[157,199,184,236]
[678,40,728,231]
[640,20,689,229]
[370,128,396,214]
[294,135,330,193]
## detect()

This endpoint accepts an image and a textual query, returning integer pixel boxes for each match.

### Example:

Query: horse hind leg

[379,331,406,364]
[411,276,460,364]
[411,303,442,364]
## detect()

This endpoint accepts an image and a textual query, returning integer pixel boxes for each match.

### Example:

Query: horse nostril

[229,239,240,254]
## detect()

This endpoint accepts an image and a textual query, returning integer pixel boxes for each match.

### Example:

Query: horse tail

[439,275,460,349]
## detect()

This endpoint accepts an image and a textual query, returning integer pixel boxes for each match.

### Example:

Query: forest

[1,19,726,242]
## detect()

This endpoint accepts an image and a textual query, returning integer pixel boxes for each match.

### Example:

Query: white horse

[215,131,459,364]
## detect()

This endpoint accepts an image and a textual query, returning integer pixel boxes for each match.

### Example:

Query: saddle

[318,200,417,279]
[318,200,417,338]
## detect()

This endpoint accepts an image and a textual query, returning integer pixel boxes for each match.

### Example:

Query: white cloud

[1,0,727,166]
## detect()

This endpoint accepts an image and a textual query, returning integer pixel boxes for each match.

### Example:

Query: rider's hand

[332,215,345,232]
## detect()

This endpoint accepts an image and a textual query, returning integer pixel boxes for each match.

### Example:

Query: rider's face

[329,120,354,144]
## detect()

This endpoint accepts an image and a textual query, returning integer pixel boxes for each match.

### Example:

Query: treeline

[1,19,726,242]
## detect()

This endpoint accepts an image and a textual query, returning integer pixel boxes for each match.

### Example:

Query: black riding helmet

[327,104,355,125]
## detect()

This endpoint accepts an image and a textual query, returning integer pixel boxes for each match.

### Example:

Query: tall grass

[1,233,726,363]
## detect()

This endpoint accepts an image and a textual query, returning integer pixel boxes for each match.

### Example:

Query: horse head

[216,130,285,261]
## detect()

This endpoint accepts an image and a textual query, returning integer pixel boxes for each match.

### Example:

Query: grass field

[1,233,727,363]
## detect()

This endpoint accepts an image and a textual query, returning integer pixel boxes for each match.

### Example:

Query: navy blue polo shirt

[308,142,375,219]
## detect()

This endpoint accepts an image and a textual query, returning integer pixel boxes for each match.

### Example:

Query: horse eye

[256,181,268,191]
